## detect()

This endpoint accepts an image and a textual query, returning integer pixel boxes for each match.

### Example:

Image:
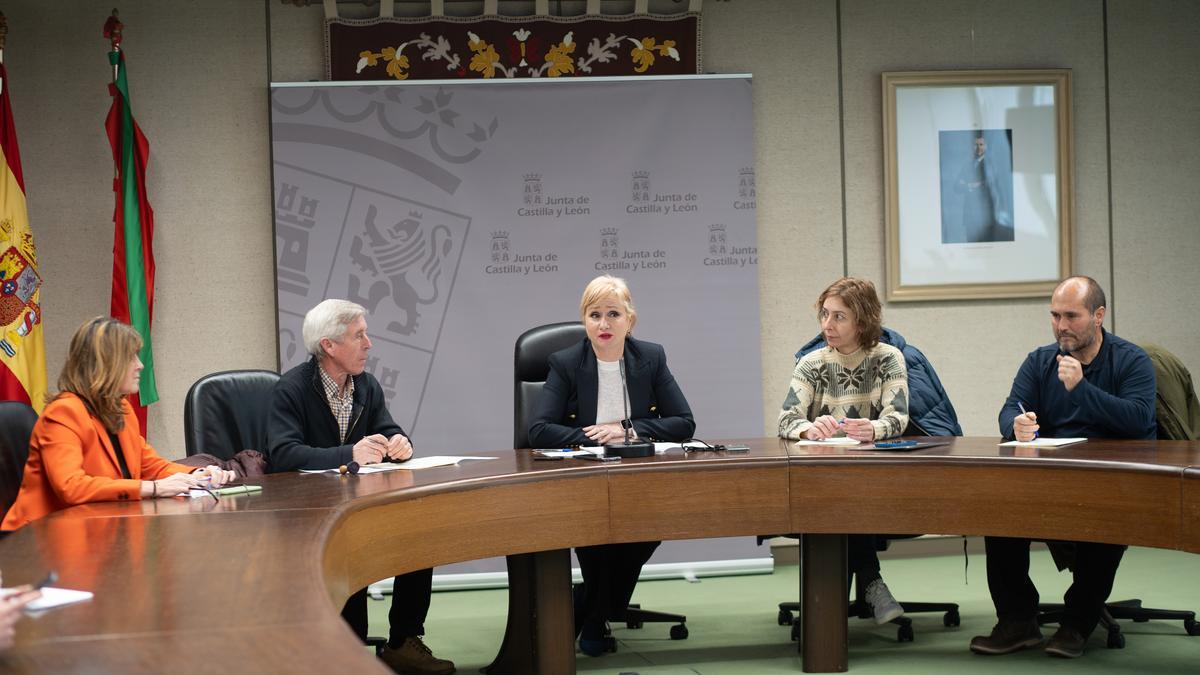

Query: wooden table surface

[1,437,1197,674]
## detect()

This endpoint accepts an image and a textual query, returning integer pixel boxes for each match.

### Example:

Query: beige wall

[5,0,276,452]
[7,0,1197,456]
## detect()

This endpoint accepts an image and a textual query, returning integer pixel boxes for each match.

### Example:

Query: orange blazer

[1,393,192,530]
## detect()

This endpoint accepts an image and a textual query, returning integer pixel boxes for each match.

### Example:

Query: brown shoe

[969,619,1044,655]
[1044,625,1086,658]
[379,636,456,675]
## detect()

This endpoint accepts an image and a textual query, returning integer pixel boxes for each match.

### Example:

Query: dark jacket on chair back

[1140,343,1200,441]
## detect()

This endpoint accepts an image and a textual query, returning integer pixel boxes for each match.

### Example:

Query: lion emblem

[348,205,454,336]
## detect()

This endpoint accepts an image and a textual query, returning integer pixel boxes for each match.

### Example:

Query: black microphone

[603,358,655,459]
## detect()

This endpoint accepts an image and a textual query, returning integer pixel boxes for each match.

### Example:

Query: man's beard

[1057,329,1096,354]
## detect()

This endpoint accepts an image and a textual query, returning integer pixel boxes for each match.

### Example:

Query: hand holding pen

[804,415,841,440]
[1014,402,1039,442]
[841,418,875,442]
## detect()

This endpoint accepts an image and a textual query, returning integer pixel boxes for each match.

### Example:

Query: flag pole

[105,9,122,82]
[1,12,8,73]
[105,10,121,211]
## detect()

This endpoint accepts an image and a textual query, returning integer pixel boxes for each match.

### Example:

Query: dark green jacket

[1141,344,1200,440]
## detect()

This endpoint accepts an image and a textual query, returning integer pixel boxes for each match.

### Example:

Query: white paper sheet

[300,455,495,473]
[997,438,1087,448]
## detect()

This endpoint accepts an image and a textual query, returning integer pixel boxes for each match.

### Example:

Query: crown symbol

[600,227,619,237]
[739,167,754,176]
[709,223,726,232]
[523,173,542,181]
[632,170,650,180]
[491,230,509,239]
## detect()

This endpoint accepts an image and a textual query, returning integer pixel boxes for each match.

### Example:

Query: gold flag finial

[103,9,123,52]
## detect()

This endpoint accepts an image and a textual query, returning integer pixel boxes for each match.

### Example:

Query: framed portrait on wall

[882,69,1073,301]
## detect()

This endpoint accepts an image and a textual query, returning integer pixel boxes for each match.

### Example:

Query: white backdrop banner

[270,75,767,577]
[271,75,762,453]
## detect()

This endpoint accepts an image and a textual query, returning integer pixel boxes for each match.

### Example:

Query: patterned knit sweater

[778,343,910,441]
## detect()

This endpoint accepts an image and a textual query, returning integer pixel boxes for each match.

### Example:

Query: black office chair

[183,368,387,653]
[1037,344,1200,647]
[183,369,281,459]
[514,321,688,647]
[0,401,38,524]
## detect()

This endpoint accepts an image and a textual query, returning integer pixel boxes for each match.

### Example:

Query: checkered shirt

[318,365,355,443]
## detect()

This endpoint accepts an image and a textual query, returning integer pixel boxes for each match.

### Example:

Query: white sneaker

[864,579,904,624]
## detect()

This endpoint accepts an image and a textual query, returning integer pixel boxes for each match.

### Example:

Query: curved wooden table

[1,437,1197,674]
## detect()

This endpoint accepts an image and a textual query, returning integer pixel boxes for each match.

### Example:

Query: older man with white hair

[267,299,454,675]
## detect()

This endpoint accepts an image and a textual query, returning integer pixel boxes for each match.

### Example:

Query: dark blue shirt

[999,330,1156,440]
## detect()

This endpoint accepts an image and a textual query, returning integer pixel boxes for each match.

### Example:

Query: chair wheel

[626,619,643,629]
[897,624,914,642]
[778,609,794,626]
[1185,618,1199,636]
[670,624,688,640]
[1106,630,1125,649]
[365,638,387,656]
[605,636,618,653]
[944,609,960,627]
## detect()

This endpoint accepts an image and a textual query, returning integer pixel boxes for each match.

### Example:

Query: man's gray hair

[302,299,367,357]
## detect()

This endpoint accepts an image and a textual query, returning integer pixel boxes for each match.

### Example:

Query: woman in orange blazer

[2,318,234,531]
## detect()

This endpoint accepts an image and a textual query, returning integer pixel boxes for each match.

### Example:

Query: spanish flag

[0,36,47,412]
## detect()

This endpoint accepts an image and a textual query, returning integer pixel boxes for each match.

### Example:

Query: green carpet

[369,544,1199,673]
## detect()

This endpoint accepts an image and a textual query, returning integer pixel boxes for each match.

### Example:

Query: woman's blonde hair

[579,275,637,332]
[54,317,142,433]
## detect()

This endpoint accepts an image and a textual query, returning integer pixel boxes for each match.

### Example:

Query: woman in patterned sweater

[778,277,911,625]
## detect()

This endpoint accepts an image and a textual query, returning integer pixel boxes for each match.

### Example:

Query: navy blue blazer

[527,336,696,448]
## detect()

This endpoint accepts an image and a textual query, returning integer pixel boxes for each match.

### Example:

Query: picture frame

[882,69,1073,301]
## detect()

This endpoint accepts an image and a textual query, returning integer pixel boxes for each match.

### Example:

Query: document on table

[998,438,1087,448]
[793,437,861,446]
[577,444,688,455]
[300,456,495,473]
[1,586,94,614]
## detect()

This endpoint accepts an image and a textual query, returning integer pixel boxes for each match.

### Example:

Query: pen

[1017,402,1038,439]
[32,570,58,590]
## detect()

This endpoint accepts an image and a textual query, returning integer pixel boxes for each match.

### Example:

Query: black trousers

[985,536,1126,637]
[574,541,660,631]
[341,568,434,646]
[847,534,883,588]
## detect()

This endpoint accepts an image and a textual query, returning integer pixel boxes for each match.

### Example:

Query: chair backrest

[0,401,38,523]
[513,322,586,449]
[1140,344,1200,441]
[184,369,281,460]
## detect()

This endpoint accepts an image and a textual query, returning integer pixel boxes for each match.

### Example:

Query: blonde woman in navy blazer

[528,275,695,656]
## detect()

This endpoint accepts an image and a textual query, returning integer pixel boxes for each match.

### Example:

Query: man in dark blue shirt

[970,276,1156,660]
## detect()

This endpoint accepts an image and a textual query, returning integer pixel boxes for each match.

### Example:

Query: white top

[596,358,633,433]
